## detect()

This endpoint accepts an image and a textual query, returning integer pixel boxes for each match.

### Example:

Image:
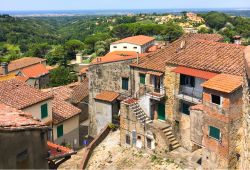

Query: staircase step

[169,138,176,142]
[171,140,179,145]
[161,125,171,131]
[172,143,180,149]
[166,134,174,138]
[164,131,172,136]
[163,128,172,133]
[146,120,153,124]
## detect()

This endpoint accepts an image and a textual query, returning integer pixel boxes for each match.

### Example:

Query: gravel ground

[87,130,181,170]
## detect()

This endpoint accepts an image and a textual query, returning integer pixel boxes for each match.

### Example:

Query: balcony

[176,85,202,104]
[136,84,165,101]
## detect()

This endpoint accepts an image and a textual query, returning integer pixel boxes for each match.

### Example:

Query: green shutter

[140,74,146,84]
[41,103,48,119]
[57,125,63,138]
[209,126,220,140]
[122,78,129,90]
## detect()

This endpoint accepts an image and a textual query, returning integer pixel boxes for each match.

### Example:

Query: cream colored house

[110,35,155,54]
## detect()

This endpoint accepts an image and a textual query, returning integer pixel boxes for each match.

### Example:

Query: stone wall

[0,129,48,169]
[88,60,134,136]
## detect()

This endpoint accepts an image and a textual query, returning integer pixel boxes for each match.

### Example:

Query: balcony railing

[136,84,165,99]
[176,85,202,103]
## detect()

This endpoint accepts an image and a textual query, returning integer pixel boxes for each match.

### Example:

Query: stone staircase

[130,102,153,124]
[161,125,180,150]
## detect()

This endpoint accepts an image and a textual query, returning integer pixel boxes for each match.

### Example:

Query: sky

[0,0,250,11]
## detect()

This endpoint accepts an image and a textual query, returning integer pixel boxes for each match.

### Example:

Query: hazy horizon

[1,0,249,11]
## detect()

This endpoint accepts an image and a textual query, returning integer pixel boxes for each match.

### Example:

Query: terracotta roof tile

[201,74,242,93]
[0,79,53,109]
[21,64,49,78]
[0,103,46,130]
[47,141,74,158]
[123,98,138,105]
[52,98,81,125]
[172,66,218,80]
[0,57,46,74]
[71,78,89,104]
[168,40,246,76]
[112,35,155,45]
[130,34,222,72]
[95,91,119,102]
[91,51,146,65]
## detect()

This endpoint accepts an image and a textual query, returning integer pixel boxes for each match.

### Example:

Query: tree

[111,24,134,39]
[46,45,66,66]
[64,39,84,60]
[49,66,77,87]
[84,33,110,54]
[203,12,229,30]
[28,43,51,58]
[161,22,184,42]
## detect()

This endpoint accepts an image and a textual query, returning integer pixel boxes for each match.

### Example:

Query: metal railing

[135,84,165,99]
[176,85,202,103]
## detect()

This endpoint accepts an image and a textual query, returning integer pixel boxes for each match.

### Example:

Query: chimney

[1,62,8,75]
[233,35,242,45]
[76,52,83,64]
[180,40,186,49]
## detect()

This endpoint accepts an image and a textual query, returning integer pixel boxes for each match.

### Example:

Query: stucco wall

[0,129,48,169]
[53,115,80,148]
[110,43,142,53]
[22,99,53,125]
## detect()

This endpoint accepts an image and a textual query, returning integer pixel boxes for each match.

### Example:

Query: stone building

[119,33,250,168]
[88,51,146,136]
[0,103,49,169]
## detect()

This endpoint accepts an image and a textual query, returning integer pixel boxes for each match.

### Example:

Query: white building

[110,35,155,54]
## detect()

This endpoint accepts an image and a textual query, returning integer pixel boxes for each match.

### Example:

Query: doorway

[158,103,166,120]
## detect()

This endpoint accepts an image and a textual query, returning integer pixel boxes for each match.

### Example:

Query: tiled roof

[95,91,119,102]
[123,98,138,105]
[15,76,29,82]
[21,64,49,78]
[168,40,246,76]
[244,46,250,79]
[130,34,222,72]
[47,141,75,158]
[79,67,88,75]
[52,98,81,125]
[201,74,243,93]
[43,86,73,101]
[172,66,217,80]
[112,35,155,45]
[91,51,146,65]
[71,78,89,104]
[0,57,46,74]
[0,103,46,130]
[147,71,163,76]
[0,79,53,109]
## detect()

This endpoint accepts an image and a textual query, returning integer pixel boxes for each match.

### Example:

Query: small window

[41,103,48,119]
[133,46,137,49]
[122,77,129,90]
[126,134,130,144]
[209,126,221,140]
[147,138,152,149]
[57,124,64,138]
[180,102,190,115]
[211,94,221,105]
[113,46,117,48]
[140,74,146,84]
[123,46,127,49]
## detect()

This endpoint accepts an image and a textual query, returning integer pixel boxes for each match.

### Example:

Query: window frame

[139,73,146,84]
[211,94,222,106]
[180,74,195,87]
[123,46,127,49]
[133,46,138,49]
[57,124,64,138]
[113,46,117,48]
[122,77,129,90]
[209,126,221,141]
[41,103,48,119]
[180,101,191,115]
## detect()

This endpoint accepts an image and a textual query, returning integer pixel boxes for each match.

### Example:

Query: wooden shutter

[140,74,146,84]
[180,74,186,85]
[57,125,64,138]
[122,78,129,90]
[209,126,220,140]
[41,103,48,119]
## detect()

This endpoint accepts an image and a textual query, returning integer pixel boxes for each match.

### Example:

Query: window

[211,94,221,105]
[113,46,117,48]
[140,74,146,84]
[41,103,48,119]
[133,46,138,49]
[209,126,221,140]
[180,102,191,115]
[147,138,152,149]
[123,46,127,49]
[180,74,195,87]
[126,134,131,144]
[122,77,129,90]
[57,124,64,138]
